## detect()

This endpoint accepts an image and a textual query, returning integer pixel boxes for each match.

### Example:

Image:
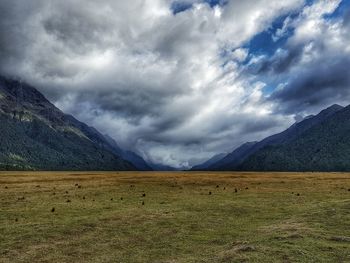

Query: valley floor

[0,171,349,263]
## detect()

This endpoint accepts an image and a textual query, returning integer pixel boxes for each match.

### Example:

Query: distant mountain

[0,76,135,171]
[122,151,153,171]
[191,153,227,170]
[207,142,258,170]
[149,162,178,171]
[239,104,350,171]
[103,134,152,171]
[206,104,344,171]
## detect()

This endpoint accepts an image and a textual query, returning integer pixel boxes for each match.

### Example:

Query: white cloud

[250,0,350,116]
[272,16,293,42]
[292,0,342,43]
[0,0,323,168]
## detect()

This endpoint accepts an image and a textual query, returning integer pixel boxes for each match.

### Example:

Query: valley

[1,171,349,263]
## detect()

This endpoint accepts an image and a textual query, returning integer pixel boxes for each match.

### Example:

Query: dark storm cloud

[252,46,303,75]
[0,1,43,75]
[79,86,174,119]
[247,1,350,115]
[250,43,350,114]
[138,112,285,148]
[270,56,350,114]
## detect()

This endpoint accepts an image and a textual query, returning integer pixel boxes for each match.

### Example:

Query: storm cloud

[0,0,349,168]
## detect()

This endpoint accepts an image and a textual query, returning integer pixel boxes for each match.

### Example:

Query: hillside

[103,134,152,171]
[239,105,350,171]
[191,153,227,170]
[0,76,135,171]
[204,104,344,171]
[207,142,258,170]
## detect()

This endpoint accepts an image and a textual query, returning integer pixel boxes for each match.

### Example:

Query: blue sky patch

[171,0,227,15]
[246,12,300,57]
[324,0,350,20]
[171,1,193,14]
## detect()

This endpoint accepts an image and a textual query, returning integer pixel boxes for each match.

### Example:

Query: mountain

[149,162,178,171]
[122,151,152,171]
[103,134,152,171]
[239,104,350,171]
[207,142,258,170]
[191,153,227,170]
[206,104,344,170]
[0,76,135,171]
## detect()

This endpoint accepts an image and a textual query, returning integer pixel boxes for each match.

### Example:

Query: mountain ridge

[191,153,227,170]
[238,104,350,171]
[196,104,345,171]
[1,76,349,171]
[0,76,137,171]
[103,134,153,171]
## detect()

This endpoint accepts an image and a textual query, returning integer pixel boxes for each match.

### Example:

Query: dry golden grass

[0,171,349,262]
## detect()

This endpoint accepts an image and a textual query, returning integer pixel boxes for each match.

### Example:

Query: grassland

[0,172,349,263]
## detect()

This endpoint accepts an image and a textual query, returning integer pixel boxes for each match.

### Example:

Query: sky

[0,0,350,168]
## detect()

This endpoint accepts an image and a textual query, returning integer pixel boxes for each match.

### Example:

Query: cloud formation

[0,0,349,168]
[251,0,350,114]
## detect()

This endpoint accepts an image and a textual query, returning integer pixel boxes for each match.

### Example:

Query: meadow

[0,171,349,263]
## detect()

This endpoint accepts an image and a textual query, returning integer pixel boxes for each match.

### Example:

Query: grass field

[0,172,349,263]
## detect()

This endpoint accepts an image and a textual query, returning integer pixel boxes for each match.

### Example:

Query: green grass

[0,172,349,262]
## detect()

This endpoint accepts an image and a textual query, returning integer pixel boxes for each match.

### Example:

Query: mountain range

[194,104,350,171]
[0,76,151,171]
[191,153,227,170]
[1,76,350,172]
